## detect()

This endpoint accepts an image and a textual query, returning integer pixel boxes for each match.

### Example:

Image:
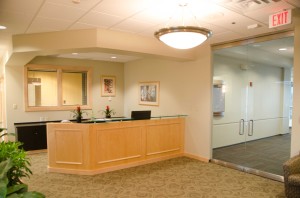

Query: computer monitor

[131,110,151,120]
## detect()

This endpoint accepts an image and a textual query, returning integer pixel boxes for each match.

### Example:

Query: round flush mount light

[0,25,7,30]
[154,3,212,49]
[155,26,212,49]
[279,48,287,51]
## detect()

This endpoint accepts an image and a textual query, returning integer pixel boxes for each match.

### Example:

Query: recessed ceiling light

[279,48,287,51]
[0,25,7,30]
[72,52,79,55]
[111,56,117,59]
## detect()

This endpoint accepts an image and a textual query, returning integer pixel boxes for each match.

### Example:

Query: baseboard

[48,153,184,175]
[184,153,209,162]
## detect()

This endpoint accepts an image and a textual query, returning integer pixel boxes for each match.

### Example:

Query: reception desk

[47,117,185,175]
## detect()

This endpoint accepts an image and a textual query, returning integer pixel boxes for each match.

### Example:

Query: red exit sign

[269,10,292,28]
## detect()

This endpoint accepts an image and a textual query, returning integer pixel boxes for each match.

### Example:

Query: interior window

[28,70,57,107]
[25,65,92,111]
[62,71,87,106]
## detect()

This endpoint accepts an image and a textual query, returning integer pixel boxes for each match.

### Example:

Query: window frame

[24,64,93,112]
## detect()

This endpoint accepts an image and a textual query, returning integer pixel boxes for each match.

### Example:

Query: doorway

[211,34,293,181]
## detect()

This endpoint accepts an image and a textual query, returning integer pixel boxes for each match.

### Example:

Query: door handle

[248,120,254,136]
[239,119,244,135]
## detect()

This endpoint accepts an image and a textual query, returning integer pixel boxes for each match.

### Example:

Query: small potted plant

[102,106,115,118]
[71,106,86,123]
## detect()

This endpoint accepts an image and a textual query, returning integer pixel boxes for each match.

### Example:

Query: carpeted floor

[23,153,286,198]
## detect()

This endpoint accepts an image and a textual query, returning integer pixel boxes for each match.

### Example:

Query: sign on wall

[269,9,292,28]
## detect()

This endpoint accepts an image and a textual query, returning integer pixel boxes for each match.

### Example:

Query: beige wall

[6,56,124,134]
[291,9,300,156]
[3,19,300,160]
[124,43,213,160]
[5,28,213,160]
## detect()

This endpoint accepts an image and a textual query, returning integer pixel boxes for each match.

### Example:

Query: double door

[212,42,292,177]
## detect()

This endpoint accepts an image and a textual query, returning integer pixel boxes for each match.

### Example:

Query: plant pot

[76,117,82,123]
[105,115,111,118]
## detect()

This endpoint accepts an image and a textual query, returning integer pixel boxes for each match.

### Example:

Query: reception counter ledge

[47,117,185,175]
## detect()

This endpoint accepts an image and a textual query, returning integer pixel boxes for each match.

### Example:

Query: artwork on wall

[139,81,159,106]
[101,76,116,97]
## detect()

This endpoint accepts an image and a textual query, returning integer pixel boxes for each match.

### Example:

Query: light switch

[13,104,17,109]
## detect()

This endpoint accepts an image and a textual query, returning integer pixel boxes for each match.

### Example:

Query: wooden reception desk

[47,117,185,175]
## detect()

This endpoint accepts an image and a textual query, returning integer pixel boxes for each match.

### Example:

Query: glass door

[212,36,293,180]
[212,47,250,169]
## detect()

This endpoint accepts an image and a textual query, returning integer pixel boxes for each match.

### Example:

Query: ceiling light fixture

[154,3,212,49]
[279,48,287,51]
[0,25,7,30]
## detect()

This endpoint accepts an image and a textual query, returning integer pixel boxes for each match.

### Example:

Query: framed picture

[101,76,116,97]
[139,81,159,106]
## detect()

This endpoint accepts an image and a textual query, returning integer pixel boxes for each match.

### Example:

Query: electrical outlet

[13,104,17,109]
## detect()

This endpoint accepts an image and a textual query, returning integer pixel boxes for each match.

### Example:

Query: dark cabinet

[15,124,47,151]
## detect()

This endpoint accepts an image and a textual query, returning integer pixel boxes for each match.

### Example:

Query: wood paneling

[146,123,181,156]
[47,118,185,175]
[96,127,143,164]
[55,130,83,164]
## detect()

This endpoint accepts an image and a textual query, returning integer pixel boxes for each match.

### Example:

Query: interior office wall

[5,56,124,134]
[291,9,300,157]
[0,35,13,128]
[213,54,289,148]
[124,43,213,160]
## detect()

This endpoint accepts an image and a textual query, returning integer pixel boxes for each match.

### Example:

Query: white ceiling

[0,0,299,63]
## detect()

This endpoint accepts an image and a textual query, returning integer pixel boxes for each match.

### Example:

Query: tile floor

[213,133,291,176]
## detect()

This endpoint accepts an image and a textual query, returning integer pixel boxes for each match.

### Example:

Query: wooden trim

[56,161,83,165]
[24,64,93,112]
[48,153,184,175]
[24,67,29,112]
[57,69,62,107]
[146,148,180,156]
[97,155,142,164]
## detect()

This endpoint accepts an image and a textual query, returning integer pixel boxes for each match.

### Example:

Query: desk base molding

[48,153,183,175]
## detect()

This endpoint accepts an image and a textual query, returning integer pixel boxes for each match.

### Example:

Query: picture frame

[101,75,116,97]
[139,81,159,106]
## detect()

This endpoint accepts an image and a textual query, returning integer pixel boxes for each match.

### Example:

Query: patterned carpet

[23,153,286,198]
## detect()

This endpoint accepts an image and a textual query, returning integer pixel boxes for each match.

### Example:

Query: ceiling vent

[218,0,282,12]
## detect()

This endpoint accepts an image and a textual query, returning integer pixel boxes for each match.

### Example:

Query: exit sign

[269,10,292,28]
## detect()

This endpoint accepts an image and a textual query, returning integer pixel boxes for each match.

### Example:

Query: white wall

[5,56,124,134]
[124,44,213,160]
